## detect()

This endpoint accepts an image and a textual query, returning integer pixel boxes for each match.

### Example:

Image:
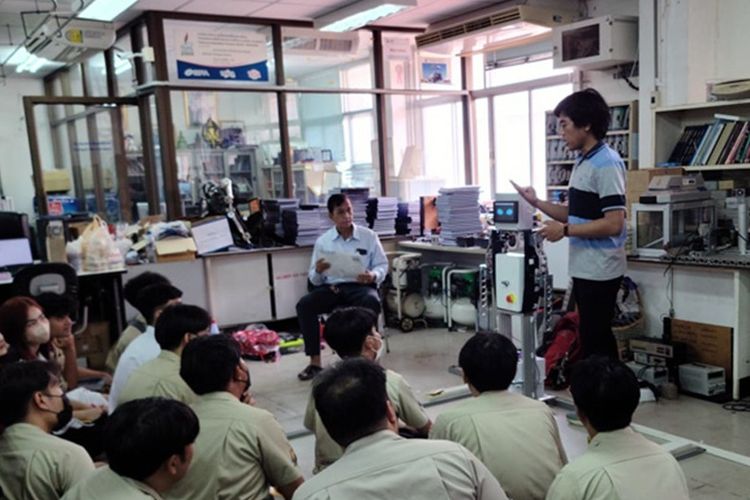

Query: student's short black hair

[34,292,76,320]
[124,272,171,309]
[327,193,350,214]
[181,334,242,395]
[135,283,183,325]
[105,397,199,481]
[0,360,61,427]
[569,356,640,432]
[154,304,211,351]
[325,307,378,358]
[313,358,388,447]
[554,88,611,140]
[458,332,518,392]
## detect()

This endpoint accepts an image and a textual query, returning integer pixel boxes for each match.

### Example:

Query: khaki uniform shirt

[546,427,689,500]
[292,430,508,500]
[0,423,94,500]
[166,392,302,500]
[117,350,196,406]
[61,466,163,500]
[304,369,430,473]
[106,313,147,372]
[430,390,567,500]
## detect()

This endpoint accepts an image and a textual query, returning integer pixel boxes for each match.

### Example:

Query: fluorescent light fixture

[79,0,138,22]
[11,47,53,74]
[314,0,416,32]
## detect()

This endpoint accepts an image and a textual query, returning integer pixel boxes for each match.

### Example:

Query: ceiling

[0,0,502,76]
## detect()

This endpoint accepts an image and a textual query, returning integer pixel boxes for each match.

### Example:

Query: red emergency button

[506,293,516,304]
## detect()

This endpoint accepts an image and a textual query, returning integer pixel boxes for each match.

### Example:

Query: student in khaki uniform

[0,361,94,499]
[106,272,174,372]
[304,306,431,472]
[294,358,507,500]
[118,304,211,407]
[169,334,304,500]
[63,397,199,500]
[430,333,567,500]
[546,356,689,500]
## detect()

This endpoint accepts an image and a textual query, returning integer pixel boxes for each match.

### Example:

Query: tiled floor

[248,327,750,497]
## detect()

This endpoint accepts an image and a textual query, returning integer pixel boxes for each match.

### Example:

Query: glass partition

[83,52,109,97]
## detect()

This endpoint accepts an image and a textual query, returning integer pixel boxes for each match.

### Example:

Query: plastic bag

[80,215,124,272]
[232,327,280,361]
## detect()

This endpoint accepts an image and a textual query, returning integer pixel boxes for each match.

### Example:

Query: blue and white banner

[164,20,270,83]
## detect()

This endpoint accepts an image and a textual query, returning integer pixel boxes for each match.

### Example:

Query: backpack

[542,312,581,390]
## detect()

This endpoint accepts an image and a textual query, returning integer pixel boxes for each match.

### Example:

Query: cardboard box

[42,170,72,192]
[669,318,732,384]
[75,321,110,357]
[155,237,197,263]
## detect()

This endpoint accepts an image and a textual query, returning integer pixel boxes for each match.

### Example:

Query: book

[717,121,743,164]
[681,125,709,165]
[689,123,713,165]
[708,122,734,165]
[725,122,749,164]
[699,121,725,165]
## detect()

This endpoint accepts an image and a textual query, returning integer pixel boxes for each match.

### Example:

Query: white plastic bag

[80,216,124,272]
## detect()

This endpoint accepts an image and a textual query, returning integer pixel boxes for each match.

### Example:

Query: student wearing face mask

[0,360,95,499]
[304,306,431,473]
[169,334,304,500]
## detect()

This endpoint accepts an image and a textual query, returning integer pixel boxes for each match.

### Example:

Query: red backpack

[543,312,581,389]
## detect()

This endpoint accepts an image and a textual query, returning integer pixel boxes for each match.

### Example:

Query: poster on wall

[420,57,451,85]
[164,20,269,83]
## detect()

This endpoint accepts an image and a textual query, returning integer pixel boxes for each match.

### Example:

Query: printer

[639,174,710,204]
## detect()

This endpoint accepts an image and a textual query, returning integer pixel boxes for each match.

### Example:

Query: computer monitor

[0,238,34,268]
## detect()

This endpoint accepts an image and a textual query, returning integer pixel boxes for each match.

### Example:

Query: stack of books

[436,186,482,246]
[262,198,299,239]
[281,205,331,246]
[339,188,370,228]
[366,197,398,236]
[668,114,750,166]
[395,201,420,235]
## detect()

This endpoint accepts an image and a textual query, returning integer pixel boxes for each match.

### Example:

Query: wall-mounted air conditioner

[26,16,115,63]
[552,15,638,70]
[282,28,360,55]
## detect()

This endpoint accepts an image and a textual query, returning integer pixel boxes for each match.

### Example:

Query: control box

[626,361,668,386]
[679,363,726,396]
[493,193,534,230]
[495,252,525,313]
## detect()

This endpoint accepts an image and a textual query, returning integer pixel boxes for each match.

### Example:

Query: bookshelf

[653,98,750,169]
[545,100,638,203]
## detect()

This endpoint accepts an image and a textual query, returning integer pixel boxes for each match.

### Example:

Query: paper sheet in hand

[320,250,365,280]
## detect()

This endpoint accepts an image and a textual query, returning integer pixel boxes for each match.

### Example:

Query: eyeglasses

[26,313,47,328]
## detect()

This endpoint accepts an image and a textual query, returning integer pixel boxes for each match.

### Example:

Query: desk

[398,241,487,268]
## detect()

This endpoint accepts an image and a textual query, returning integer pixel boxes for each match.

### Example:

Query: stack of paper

[367,197,398,236]
[339,188,370,228]
[281,205,333,246]
[262,198,299,239]
[436,186,481,246]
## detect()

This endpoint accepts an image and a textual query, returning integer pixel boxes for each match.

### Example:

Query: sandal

[297,364,323,381]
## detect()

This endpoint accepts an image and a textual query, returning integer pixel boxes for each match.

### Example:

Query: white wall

[0,76,45,217]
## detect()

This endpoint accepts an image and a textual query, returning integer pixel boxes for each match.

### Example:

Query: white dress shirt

[308,224,388,286]
[108,325,159,412]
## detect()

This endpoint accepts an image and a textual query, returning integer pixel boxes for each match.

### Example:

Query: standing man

[513,88,626,360]
[295,193,388,380]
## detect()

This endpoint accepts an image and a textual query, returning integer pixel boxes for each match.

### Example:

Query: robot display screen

[494,201,519,224]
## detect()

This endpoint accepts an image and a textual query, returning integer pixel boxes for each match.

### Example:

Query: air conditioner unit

[26,16,115,64]
[416,5,576,52]
[552,16,638,70]
[282,28,360,55]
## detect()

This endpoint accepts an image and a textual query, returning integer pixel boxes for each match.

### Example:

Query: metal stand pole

[520,313,538,399]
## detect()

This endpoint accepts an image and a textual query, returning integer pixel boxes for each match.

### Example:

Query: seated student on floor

[109,283,183,411]
[304,306,431,472]
[295,193,388,381]
[116,304,211,407]
[546,356,689,500]
[35,292,111,389]
[106,271,172,372]
[294,358,507,500]
[62,397,199,500]
[430,332,567,500]
[170,334,304,500]
[0,361,95,499]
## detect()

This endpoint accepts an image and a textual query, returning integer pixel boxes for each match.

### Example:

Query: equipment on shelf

[639,174,709,204]
[384,252,426,333]
[201,178,253,249]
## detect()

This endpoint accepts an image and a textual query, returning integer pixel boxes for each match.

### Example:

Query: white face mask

[26,322,50,345]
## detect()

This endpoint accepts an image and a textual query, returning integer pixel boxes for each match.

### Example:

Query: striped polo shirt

[568,141,627,280]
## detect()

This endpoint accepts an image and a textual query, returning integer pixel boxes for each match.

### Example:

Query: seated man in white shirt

[293,358,507,500]
[109,283,182,411]
[546,356,690,500]
[295,194,388,381]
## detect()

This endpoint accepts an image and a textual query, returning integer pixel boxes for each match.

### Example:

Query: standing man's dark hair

[180,334,242,395]
[569,356,640,432]
[324,307,378,358]
[124,272,171,309]
[136,283,183,325]
[458,333,518,393]
[326,193,350,214]
[105,397,199,481]
[554,88,611,140]
[313,358,389,447]
[154,304,212,351]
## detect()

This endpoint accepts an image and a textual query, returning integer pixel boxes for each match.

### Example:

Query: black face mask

[42,393,74,432]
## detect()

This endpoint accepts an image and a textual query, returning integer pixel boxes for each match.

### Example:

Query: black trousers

[572,276,622,360]
[296,283,381,356]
